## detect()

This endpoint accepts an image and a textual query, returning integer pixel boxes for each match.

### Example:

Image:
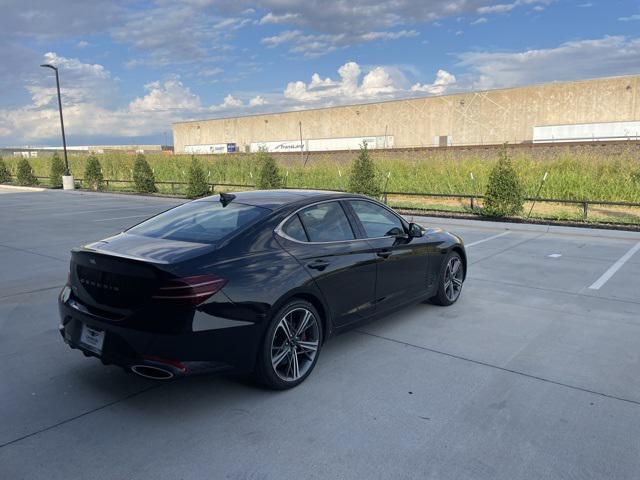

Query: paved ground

[1,188,639,480]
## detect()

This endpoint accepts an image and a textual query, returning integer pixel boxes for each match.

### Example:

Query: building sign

[533,121,640,143]
[250,135,394,153]
[185,143,237,154]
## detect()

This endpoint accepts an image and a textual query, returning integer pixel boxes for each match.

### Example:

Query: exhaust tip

[131,364,174,380]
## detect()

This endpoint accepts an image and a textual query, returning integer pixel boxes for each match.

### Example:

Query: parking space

[1,190,639,479]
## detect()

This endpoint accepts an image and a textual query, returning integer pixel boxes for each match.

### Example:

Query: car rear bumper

[58,292,263,377]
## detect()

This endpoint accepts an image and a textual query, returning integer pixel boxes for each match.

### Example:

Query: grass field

[5,147,640,202]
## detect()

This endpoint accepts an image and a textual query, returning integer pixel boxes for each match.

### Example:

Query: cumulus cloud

[129,79,202,112]
[0,53,266,143]
[284,61,453,104]
[411,70,457,94]
[249,96,267,106]
[30,52,114,108]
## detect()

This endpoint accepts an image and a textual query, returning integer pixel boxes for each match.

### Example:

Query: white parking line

[466,231,511,247]
[93,214,153,222]
[588,241,640,290]
[52,205,165,216]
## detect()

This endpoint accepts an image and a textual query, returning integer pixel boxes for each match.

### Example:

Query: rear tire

[255,299,323,390]
[430,251,464,306]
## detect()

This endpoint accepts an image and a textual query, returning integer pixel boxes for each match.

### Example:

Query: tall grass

[5,147,640,202]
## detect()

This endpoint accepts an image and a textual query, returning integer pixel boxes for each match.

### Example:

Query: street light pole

[40,64,71,180]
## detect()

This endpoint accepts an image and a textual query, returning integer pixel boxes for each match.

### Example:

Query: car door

[276,200,377,328]
[345,199,432,314]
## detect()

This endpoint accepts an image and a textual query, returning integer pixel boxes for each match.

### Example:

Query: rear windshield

[127,201,269,244]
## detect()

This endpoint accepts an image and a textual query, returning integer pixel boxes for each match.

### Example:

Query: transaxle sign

[250,135,394,153]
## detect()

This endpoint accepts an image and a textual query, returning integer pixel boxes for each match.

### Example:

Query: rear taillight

[152,275,227,306]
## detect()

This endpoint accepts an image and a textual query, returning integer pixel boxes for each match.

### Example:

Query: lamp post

[40,63,74,189]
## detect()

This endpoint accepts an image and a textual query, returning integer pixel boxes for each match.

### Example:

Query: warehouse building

[172,74,640,154]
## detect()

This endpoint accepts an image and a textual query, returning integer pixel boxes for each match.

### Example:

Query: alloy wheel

[443,256,463,302]
[270,308,320,382]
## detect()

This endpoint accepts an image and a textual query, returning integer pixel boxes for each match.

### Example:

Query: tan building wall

[173,75,640,153]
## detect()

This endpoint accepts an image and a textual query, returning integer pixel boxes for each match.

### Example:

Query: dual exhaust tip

[130,364,175,380]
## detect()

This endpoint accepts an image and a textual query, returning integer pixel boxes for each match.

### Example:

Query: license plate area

[80,324,105,355]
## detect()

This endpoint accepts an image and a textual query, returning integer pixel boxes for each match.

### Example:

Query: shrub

[16,159,38,186]
[49,152,66,188]
[132,153,157,193]
[256,152,283,189]
[186,157,209,198]
[348,142,380,197]
[632,164,640,184]
[0,158,10,183]
[84,155,104,190]
[483,145,524,217]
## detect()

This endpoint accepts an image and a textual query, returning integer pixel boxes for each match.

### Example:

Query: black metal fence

[7,175,640,224]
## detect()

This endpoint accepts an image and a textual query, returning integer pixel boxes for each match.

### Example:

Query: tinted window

[299,202,355,242]
[127,201,268,243]
[282,214,308,242]
[350,200,404,238]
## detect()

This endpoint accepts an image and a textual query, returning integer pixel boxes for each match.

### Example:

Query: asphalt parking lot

[1,188,639,479]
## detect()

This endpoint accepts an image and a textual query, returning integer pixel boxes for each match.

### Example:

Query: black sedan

[59,190,466,389]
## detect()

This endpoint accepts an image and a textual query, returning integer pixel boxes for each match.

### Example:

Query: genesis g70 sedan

[59,190,466,389]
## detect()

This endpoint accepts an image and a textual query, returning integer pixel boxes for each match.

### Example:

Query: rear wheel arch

[267,289,330,342]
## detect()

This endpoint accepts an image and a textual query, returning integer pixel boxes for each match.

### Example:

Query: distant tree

[348,142,380,197]
[256,152,283,189]
[0,158,10,183]
[84,155,104,190]
[49,152,65,188]
[16,158,38,186]
[483,144,524,217]
[132,153,157,193]
[186,156,209,198]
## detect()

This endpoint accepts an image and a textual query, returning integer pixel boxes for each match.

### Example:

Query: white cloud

[30,52,113,108]
[411,70,457,94]
[129,79,201,112]
[261,28,417,58]
[284,61,452,104]
[471,17,488,24]
[619,14,640,21]
[457,35,640,90]
[259,12,301,24]
[359,30,419,42]
[477,0,552,15]
[249,96,267,106]
[477,3,516,14]
[262,30,304,48]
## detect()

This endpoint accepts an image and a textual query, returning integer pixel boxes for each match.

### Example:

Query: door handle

[376,249,392,259]
[307,260,330,271]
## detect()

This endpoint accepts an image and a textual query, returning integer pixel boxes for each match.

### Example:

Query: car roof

[195,189,362,209]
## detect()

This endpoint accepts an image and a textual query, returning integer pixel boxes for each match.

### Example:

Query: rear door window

[298,202,355,242]
[127,201,269,243]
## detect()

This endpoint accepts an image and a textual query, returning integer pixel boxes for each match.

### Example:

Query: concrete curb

[411,214,640,240]
[0,184,46,192]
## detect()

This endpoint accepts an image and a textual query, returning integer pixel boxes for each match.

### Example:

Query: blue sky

[1,0,639,146]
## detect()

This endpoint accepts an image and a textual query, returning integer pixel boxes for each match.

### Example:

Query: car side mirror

[408,222,423,238]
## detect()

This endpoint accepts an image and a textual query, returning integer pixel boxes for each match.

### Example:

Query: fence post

[470,197,475,210]
[582,202,588,221]
[171,182,175,194]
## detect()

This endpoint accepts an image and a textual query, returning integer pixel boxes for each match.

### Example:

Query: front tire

[255,300,323,390]
[430,251,464,306]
